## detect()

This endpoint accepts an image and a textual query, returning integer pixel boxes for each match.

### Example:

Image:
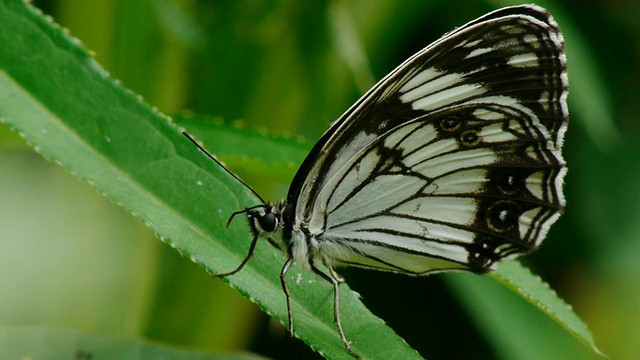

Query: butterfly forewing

[289,6,567,274]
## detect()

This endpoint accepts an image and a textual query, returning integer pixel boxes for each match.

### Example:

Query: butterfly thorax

[247,201,328,270]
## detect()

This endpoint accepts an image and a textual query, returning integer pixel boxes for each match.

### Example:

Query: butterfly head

[240,202,288,253]
[247,204,279,233]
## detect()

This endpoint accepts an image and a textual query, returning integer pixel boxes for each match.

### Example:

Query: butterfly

[184,4,568,358]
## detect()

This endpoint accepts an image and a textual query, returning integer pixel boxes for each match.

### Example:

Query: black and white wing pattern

[284,5,568,275]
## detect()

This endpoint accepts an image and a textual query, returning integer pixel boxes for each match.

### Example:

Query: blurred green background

[1,0,639,359]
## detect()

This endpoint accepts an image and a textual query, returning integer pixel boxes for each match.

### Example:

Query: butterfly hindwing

[310,102,564,273]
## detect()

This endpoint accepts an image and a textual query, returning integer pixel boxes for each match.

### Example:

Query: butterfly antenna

[226,209,246,228]
[182,131,266,204]
[226,204,266,228]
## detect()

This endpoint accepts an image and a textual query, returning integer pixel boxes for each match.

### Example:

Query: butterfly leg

[310,264,359,359]
[212,233,259,278]
[280,257,295,336]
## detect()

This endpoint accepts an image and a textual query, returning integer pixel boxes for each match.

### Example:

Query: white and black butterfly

[185,4,567,358]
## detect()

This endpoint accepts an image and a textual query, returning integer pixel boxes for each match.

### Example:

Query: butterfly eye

[259,213,278,232]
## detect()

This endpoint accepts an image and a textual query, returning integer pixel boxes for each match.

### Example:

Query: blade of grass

[446,264,603,360]
[174,115,308,185]
[490,261,604,356]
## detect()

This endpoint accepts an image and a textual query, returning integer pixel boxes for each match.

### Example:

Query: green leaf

[445,261,605,359]
[489,261,605,356]
[0,0,419,359]
[174,115,308,185]
[0,325,263,360]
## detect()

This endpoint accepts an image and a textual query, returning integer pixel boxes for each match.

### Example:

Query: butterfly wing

[286,5,568,274]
